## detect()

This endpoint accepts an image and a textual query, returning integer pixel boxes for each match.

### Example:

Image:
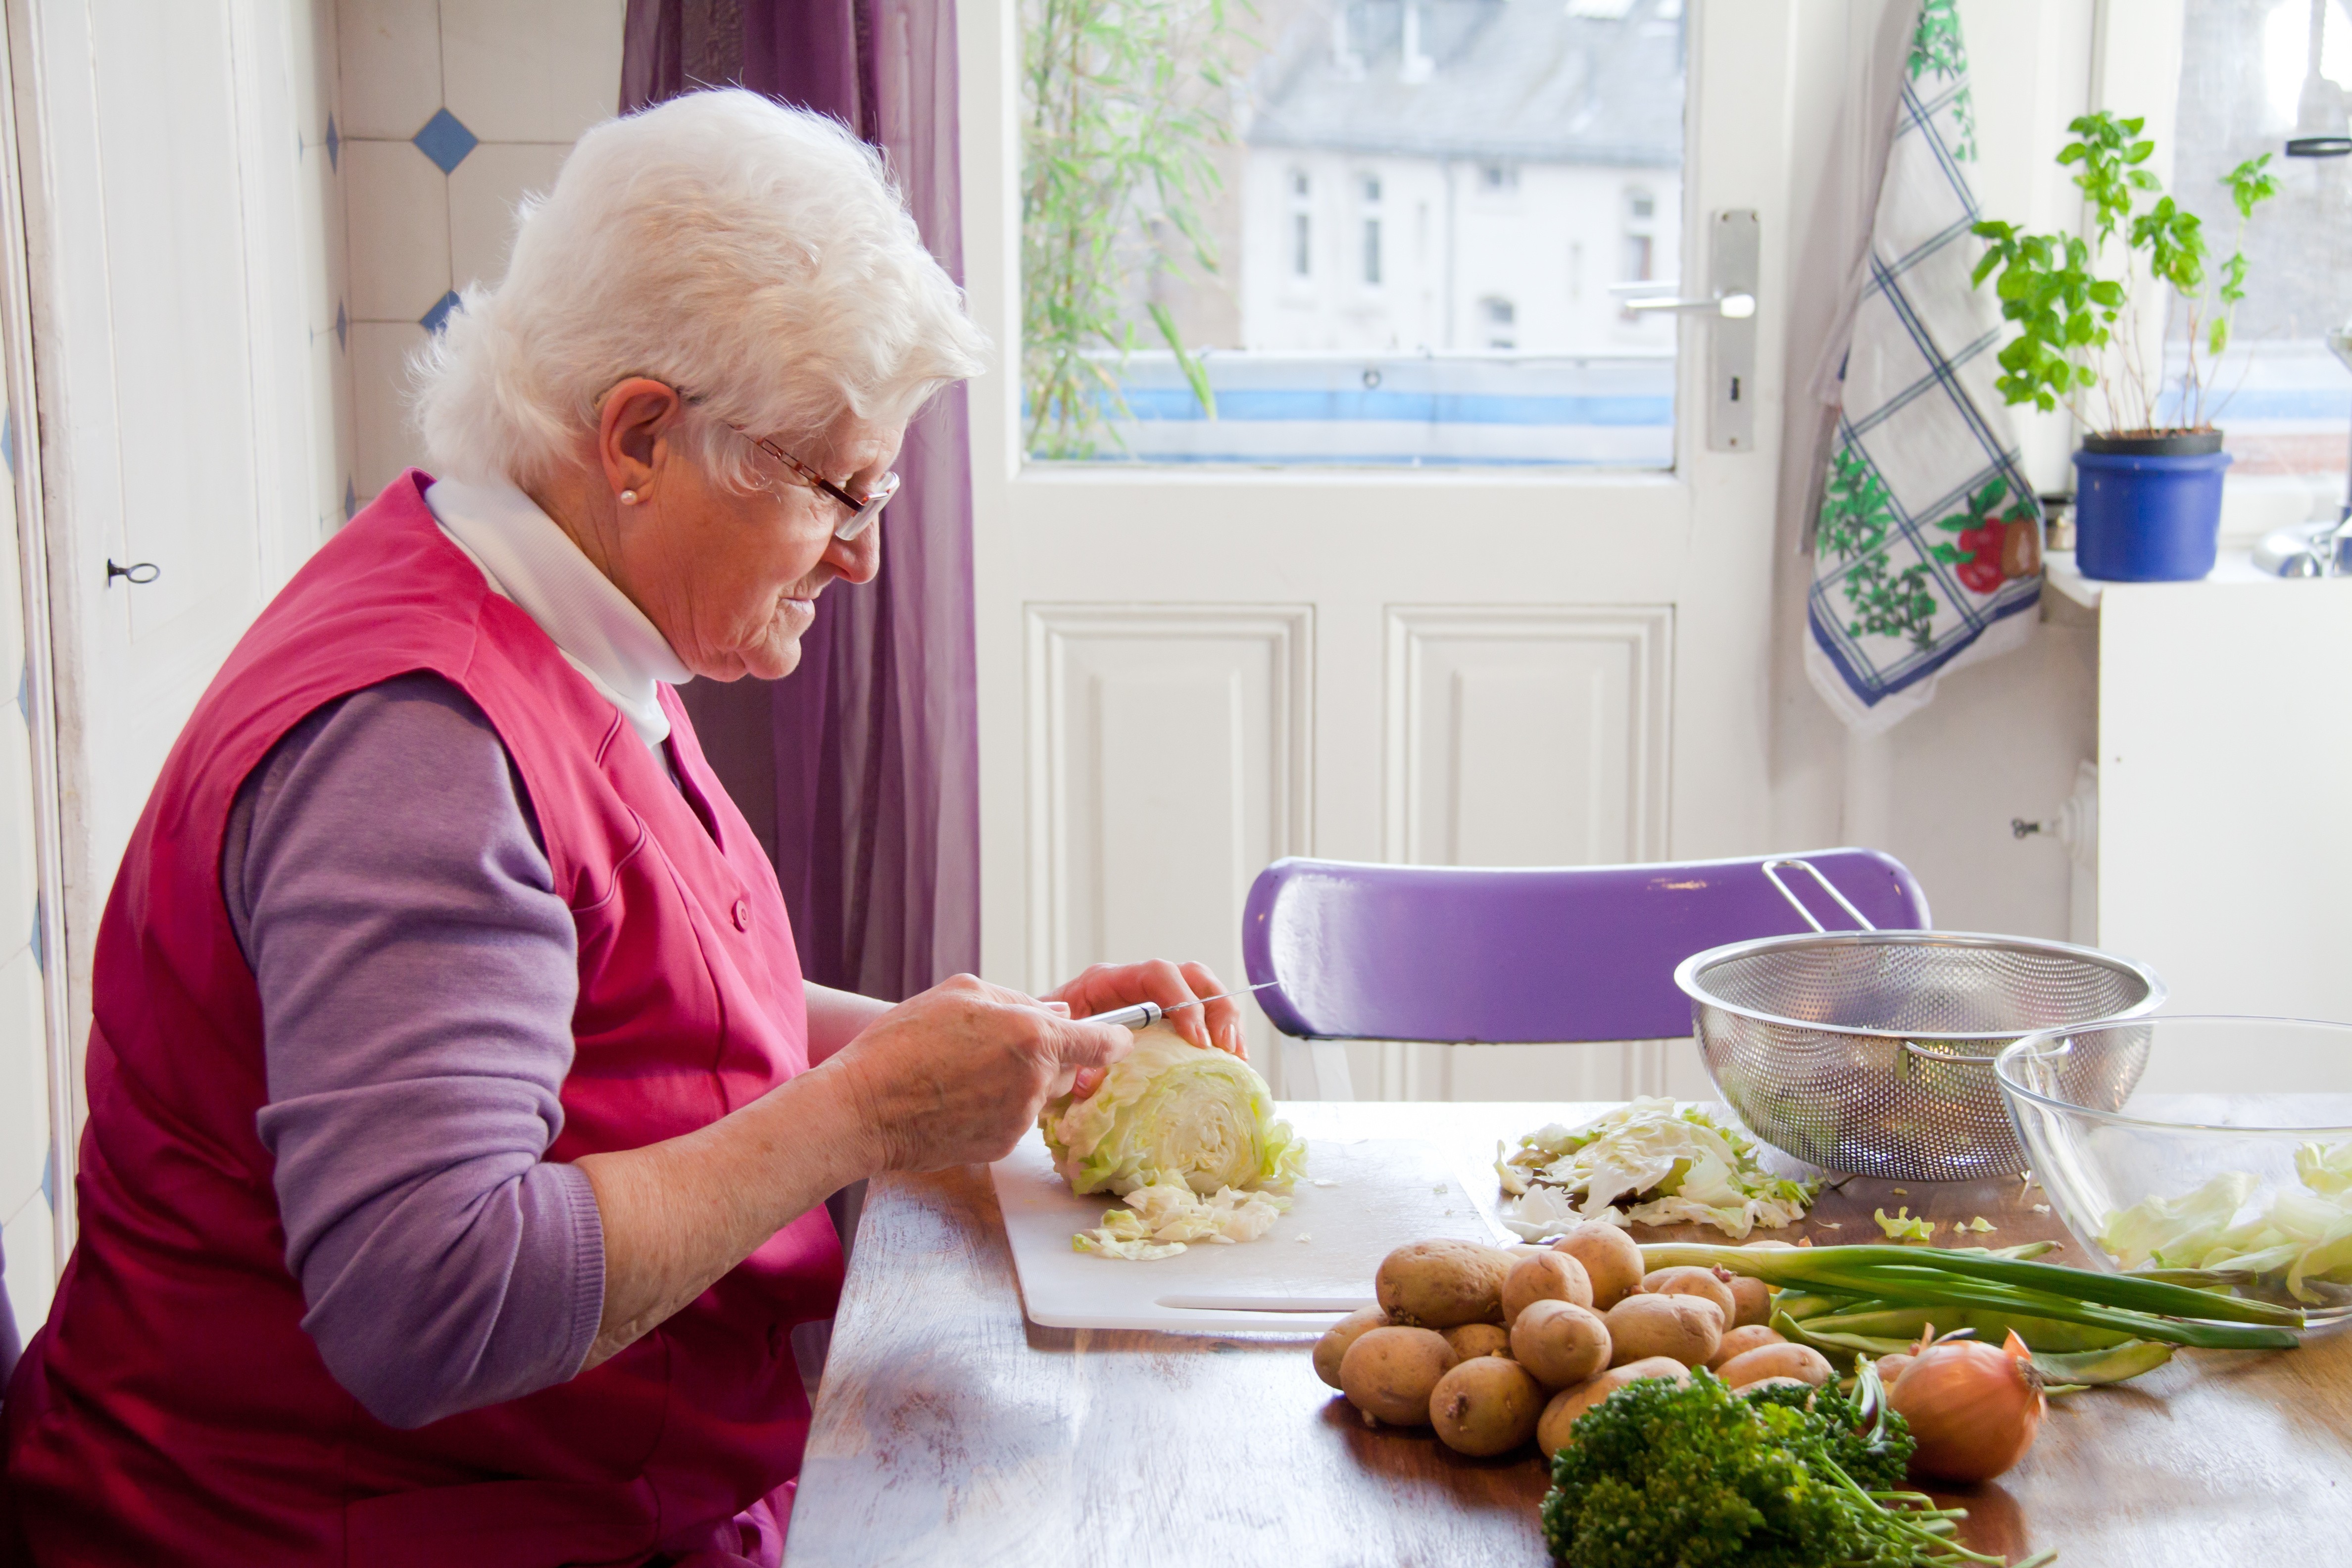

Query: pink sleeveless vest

[1,473,843,1565]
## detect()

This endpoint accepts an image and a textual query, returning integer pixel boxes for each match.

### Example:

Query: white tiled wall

[337,0,626,500]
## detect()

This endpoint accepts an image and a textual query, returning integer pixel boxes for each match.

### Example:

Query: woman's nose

[828,518,882,584]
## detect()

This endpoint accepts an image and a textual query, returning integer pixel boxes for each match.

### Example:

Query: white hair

[415,89,987,490]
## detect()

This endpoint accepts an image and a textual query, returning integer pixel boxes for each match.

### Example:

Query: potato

[1442,1323,1513,1361]
[1728,1274,1773,1328]
[1429,1355,1546,1457]
[1535,1356,1689,1458]
[1375,1239,1515,1328]
[1872,1352,1915,1386]
[1502,1251,1593,1323]
[1510,1299,1612,1390]
[1508,1243,1554,1260]
[1339,1326,1459,1426]
[1550,1223,1645,1310]
[1716,1341,1834,1389]
[1604,1292,1722,1369]
[1642,1265,1738,1328]
[1704,1323,1786,1372]
[1314,1306,1391,1390]
[1738,1375,1815,1395]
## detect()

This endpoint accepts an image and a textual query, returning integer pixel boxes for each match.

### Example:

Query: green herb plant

[1970,111,2279,436]
[1019,0,1249,458]
[1541,1370,2051,1568]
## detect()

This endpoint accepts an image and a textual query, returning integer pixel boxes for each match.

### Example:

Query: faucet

[2253,322,2352,577]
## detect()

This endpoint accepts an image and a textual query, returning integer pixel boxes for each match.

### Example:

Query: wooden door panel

[1025,605,1311,1072]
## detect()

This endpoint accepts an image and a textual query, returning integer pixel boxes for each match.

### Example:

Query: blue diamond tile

[326,114,340,172]
[411,107,476,174]
[420,290,462,334]
[335,299,347,353]
[344,478,359,521]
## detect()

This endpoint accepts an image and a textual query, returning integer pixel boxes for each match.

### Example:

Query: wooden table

[784,1102,2352,1567]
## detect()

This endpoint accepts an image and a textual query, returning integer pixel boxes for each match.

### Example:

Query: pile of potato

[1314,1225,1833,1460]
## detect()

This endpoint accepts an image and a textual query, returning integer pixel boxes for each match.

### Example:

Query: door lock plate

[1708,209,1759,453]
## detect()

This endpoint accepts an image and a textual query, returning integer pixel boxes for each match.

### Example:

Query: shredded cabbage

[1494,1097,1817,1240]
[1072,1179,1292,1260]
[1873,1206,1937,1242]
[2100,1143,2352,1303]
[1040,1024,1305,1260]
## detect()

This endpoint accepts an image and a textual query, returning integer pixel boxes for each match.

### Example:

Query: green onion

[1645,1242,2305,1327]
[1804,1304,2133,1354]
[2028,1340,2175,1386]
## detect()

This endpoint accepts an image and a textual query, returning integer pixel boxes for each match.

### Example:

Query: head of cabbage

[1039,1024,1305,1197]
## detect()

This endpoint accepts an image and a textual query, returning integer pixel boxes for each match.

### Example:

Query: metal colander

[1673,861,2165,1181]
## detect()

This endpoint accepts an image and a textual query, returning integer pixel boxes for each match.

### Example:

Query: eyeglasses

[730,424,899,541]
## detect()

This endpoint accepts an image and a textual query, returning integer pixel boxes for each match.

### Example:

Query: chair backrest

[1242,848,1929,1044]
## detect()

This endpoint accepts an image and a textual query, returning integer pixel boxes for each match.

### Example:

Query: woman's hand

[576,975,1127,1369]
[825,974,1134,1172]
[1046,960,1246,1099]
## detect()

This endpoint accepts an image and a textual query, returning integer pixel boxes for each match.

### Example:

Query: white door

[961,0,1810,1101]
[9,0,341,1142]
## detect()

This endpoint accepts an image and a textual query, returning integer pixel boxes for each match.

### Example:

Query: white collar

[423,477,691,750]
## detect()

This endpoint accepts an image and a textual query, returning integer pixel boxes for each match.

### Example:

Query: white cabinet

[2050,552,2352,1086]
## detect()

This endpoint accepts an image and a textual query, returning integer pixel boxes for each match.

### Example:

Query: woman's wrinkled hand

[1046,960,1246,1100]
[825,974,1132,1173]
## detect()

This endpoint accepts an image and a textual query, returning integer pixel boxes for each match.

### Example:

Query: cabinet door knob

[105,559,158,585]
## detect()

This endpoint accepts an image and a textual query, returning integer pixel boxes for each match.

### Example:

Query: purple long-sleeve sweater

[224,671,605,1429]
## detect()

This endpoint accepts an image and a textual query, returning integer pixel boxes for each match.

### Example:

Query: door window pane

[2170,0,2352,494]
[1020,0,1688,467]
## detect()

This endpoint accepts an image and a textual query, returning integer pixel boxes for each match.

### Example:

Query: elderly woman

[0,91,1247,1567]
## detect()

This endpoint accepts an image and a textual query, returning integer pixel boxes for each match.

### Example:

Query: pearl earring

[619,490,638,505]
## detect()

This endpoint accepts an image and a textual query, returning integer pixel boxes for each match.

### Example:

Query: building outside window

[1289,169,1313,279]
[1022,0,1686,466]
[1617,184,1657,321]
[1481,295,1517,351]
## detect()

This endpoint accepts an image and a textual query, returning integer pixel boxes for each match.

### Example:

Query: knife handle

[1083,999,1165,1030]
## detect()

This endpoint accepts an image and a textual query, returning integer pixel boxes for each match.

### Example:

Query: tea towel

[1804,0,2043,735]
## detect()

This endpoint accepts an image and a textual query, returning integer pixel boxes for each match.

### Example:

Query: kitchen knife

[1080,980,1280,1031]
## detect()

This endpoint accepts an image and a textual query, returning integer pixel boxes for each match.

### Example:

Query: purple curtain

[622,1,980,1002]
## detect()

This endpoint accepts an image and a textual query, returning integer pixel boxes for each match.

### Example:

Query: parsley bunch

[1540,1372,2050,1568]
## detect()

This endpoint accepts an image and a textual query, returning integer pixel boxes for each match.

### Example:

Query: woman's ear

[596,379,684,502]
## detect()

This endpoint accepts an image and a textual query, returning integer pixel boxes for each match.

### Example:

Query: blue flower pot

[2072,433,2230,583]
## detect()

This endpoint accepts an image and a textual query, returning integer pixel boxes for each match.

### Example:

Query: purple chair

[1240,849,1930,1098]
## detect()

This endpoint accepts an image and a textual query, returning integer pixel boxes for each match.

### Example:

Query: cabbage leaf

[1072,1179,1292,1260]
[2100,1147,2352,1302]
[1494,1097,1816,1240]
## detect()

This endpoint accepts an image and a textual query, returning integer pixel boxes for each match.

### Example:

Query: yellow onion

[1886,1328,2045,1483]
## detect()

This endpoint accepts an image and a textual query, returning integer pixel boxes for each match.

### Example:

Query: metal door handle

[1613,212,1761,452]
[105,559,159,585]
[1621,291,1756,319]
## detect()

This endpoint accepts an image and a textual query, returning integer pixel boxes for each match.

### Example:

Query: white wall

[0,396,52,1340]
[338,0,624,500]
[0,0,355,1335]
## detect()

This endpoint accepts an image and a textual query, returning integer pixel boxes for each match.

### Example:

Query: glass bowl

[1996,1015,2352,1330]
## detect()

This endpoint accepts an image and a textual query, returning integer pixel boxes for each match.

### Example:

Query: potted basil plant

[1971,112,2279,581]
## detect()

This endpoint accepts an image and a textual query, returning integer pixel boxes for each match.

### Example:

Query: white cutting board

[989,1130,1513,1332]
